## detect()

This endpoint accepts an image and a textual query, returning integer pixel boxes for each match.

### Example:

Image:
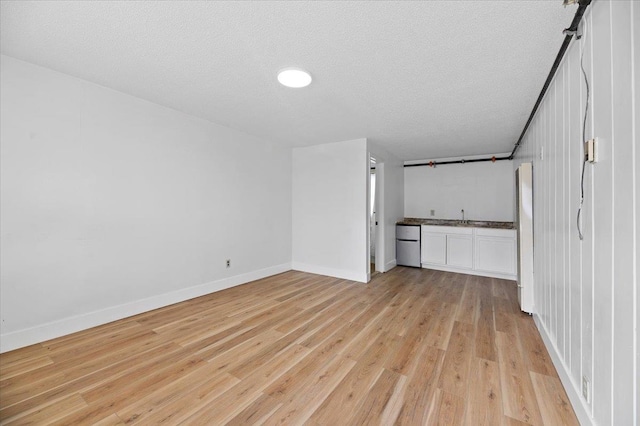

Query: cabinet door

[421,233,446,265]
[446,235,473,269]
[475,237,516,274]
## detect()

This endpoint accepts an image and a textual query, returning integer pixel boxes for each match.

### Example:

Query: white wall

[0,56,293,352]
[291,138,369,282]
[404,158,514,222]
[368,141,404,272]
[512,1,638,424]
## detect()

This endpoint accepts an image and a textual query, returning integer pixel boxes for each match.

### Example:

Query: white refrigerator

[516,162,534,314]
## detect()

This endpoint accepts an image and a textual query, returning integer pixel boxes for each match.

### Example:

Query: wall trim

[384,259,397,272]
[0,263,292,353]
[291,261,367,283]
[534,314,594,426]
[421,264,517,281]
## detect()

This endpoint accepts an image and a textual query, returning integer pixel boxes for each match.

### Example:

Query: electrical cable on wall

[576,20,589,241]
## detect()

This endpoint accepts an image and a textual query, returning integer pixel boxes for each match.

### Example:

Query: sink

[466,220,485,226]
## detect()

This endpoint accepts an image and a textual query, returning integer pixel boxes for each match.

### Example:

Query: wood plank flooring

[0,267,578,425]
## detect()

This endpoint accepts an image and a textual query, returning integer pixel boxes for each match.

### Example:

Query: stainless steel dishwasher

[396,224,421,267]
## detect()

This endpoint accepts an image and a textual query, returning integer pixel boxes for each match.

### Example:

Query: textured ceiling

[0,1,574,160]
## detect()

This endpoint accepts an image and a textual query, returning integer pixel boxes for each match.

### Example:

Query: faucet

[461,209,465,223]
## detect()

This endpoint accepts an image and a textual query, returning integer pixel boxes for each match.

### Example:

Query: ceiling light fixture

[277,68,312,88]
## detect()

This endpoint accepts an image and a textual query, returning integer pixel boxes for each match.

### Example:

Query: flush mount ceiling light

[277,68,312,88]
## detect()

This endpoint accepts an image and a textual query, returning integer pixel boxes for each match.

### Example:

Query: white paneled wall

[513,1,638,424]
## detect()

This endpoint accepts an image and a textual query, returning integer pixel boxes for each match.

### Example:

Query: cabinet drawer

[421,225,472,235]
[474,228,516,238]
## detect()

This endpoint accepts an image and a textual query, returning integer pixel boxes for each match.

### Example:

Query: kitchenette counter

[399,218,517,279]
[397,217,515,230]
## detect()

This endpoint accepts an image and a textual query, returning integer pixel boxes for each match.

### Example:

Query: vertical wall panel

[568,38,582,386]
[544,99,551,327]
[547,84,553,341]
[591,2,614,421]
[581,12,595,416]
[557,74,567,359]
[562,60,571,369]
[513,2,637,423]
[568,42,583,384]
[633,2,640,424]
[552,80,558,352]
[551,87,558,339]
[537,104,544,320]
[551,86,558,343]
[610,1,635,424]
[533,116,544,318]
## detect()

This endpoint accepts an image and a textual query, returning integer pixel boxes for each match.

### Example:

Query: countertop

[397,217,515,230]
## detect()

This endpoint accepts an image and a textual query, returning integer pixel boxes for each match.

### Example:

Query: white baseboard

[421,264,517,281]
[0,263,292,353]
[291,262,367,283]
[533,314,594,426]
[384,259,397,272]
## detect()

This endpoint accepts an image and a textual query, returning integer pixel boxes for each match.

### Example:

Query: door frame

[367,155,385,281]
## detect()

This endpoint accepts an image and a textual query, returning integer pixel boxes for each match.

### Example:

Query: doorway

[369,156,384,279]
[370,158,377,275]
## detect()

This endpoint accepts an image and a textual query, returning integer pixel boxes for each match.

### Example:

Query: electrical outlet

[430,209,435,216]
[226,259,231,268]
[582,376,590,403]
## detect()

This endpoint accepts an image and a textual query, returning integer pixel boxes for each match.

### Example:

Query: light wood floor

[0,267,578,425]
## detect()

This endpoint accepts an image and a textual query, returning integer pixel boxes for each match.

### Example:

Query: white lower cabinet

[420,225,516,279]
[446,235,473,269]
[421,233,446,265]
[474,228,516,275]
